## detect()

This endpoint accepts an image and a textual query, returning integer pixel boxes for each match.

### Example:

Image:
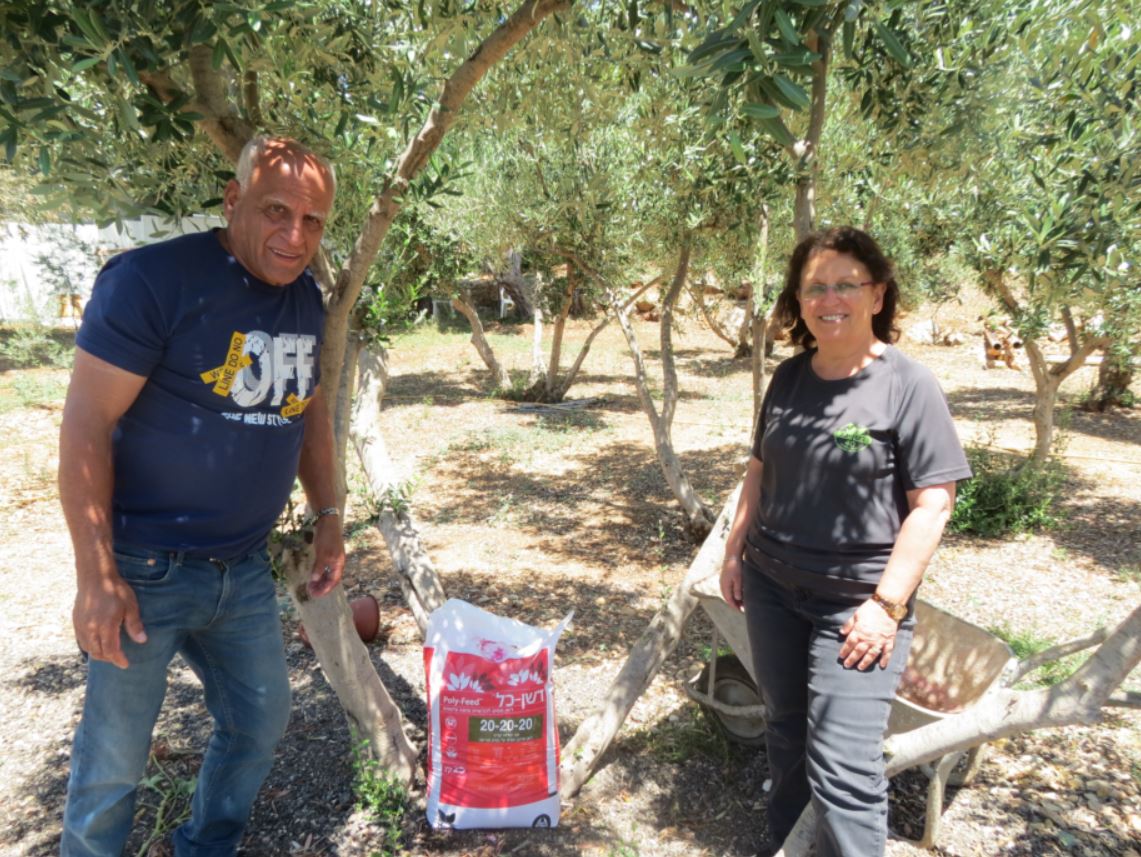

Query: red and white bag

[424,599,571,829]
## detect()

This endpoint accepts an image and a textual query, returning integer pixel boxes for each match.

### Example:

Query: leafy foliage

[136,752,195,856]
[0,0,480,228]
[351,740,410,856]
[0,323,74,369]
[949,446,1065,537]
[963,2,1139,330]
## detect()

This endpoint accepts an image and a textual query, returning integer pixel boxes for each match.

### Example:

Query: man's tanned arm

[58,348,149,668]
[297,385,345,598]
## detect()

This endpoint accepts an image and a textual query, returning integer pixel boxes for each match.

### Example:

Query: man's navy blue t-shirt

[77,230,325,559]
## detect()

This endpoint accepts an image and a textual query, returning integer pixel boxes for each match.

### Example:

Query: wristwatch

[870,592,908,622]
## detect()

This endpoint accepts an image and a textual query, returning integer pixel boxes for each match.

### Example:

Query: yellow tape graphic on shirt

[281,392,311,419]
[200,332,251,396]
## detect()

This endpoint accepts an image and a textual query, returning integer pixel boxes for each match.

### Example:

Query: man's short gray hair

[234,135,337,195]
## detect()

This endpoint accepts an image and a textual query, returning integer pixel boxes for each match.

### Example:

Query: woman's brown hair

[774,226,900,350]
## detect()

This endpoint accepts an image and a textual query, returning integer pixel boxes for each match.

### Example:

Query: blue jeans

[743,564,914,857]
[61,545,291,857]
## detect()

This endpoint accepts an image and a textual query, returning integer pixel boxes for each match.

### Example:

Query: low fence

[0,215,220,323]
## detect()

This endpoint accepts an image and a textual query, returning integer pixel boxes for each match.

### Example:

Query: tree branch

[351,347,448,633]
[1013,627,1110,682]
[1060,305,1080,353]
[243,69,264,128]
[607,286,715,537]
[546,272,577,391]
[691,283,739,349]
[984,269,1021,317]
[1048,332,1110,381]
[544,248,662,400]
[803,30,829,163]
[1106,691,1140,709]
[320,0,573,427]
[187,45,255,163]
[885,606,1140,776]
[451,294,511,390]
[660,237,690,431]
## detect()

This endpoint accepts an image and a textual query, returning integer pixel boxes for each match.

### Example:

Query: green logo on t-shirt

[834,422,872,452]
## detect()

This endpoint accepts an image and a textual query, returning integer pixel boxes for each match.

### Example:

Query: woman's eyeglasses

[800,281,875,300]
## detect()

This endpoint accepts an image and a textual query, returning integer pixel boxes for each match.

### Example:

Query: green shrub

[950,447,1065,537]
[352,741,409,855]
[0,323,74,369]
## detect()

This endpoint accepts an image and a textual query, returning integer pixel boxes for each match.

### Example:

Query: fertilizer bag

[424,598,571,829]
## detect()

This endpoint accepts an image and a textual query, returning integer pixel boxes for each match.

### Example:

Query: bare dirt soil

[1,291,1138,857]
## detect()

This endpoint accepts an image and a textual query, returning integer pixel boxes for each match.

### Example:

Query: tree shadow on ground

[594,701,770,856]
[1055,403,1141,447]
[641,346,713,361]
[382,368,712,413]
[482,319,529,336]
[945,385,1036,423]
[1053,493,1141,578]
[420,439,743,573]
[682,356,747,379]
[7,658,208,857]
[3,654,89,855]
[947,385,1141,449]
[7,653,86,695]
[382,370,488,409]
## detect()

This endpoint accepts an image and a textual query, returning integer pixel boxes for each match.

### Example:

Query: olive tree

[1,0,573,779]
[961,0,1139,461]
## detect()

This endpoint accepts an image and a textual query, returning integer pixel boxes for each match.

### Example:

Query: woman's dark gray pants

[743,565,914,857]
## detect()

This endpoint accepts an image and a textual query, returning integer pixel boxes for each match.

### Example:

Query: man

[58,136,345,856]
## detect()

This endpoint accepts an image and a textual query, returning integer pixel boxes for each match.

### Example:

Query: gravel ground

[2,305,1138,857]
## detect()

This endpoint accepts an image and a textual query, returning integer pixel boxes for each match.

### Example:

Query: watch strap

[870,592,907,622]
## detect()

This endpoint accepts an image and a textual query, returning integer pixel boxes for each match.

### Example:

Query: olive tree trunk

[350,347,448,634]
[609,241,716,539]
[560,483,743,797]
[452,294,511,391]
[987,272,1108,463]
[278,543,419,782]
[1084,344,1136,411]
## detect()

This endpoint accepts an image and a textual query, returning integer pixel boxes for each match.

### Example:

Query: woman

[720,227,971,857]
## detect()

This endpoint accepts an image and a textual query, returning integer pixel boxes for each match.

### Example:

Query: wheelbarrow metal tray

[889,600,1014,733]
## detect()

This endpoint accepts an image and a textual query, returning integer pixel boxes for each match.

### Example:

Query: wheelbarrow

[684,568,1015,849]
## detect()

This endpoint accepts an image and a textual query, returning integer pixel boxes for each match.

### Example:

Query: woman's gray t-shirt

[746,345,972,592]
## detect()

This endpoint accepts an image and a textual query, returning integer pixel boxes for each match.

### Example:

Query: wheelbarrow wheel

[697,654,766,746]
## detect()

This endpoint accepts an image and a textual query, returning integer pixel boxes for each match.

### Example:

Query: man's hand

[720,553,745,612]
[73,571,147,669]
[307,515,346,598]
